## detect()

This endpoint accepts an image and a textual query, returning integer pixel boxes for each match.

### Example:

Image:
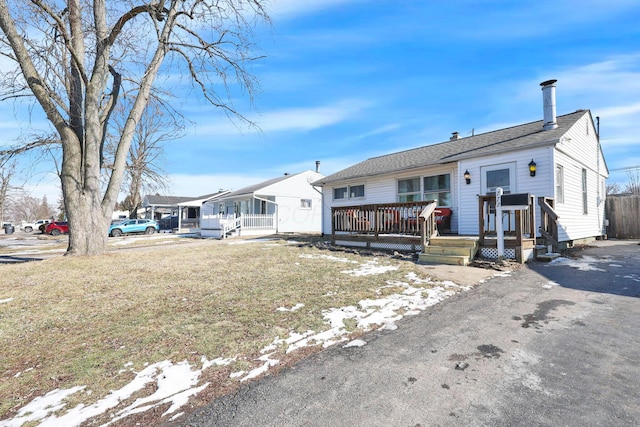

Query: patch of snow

[1,386,86,427]
[276,303,305,312]
[341,259,399,276]
[0,297,14,304]
[542,281,560,289]
[609,264,623,267]
[299,253,358,263]
[549,255,607,272]
[343,339,367,348]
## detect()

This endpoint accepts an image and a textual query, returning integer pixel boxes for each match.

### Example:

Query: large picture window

[424,174,451,206]
[397,174,451,206]
[397,177,421,202]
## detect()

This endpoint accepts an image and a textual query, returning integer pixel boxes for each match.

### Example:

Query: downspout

[254,195,279,233]
[596,116,603,236]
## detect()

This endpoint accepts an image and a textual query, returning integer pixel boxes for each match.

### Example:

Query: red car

[45,221,69,236]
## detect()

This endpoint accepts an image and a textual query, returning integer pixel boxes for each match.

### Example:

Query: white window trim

[397,172,453,206]
[333,184,365,201]
[481,162,516,195]
[555,165,564,204]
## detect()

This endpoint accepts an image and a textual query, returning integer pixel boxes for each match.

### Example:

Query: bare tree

[625,170,640,195]
[5,191,54,223]
[106,99,184,219]
[0,161,16,223]
[0,1,268,255]
[606,182,621,195]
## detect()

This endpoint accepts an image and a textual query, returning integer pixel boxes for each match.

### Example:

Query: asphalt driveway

[177,240,640,426]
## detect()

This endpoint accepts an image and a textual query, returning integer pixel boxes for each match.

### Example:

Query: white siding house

[314,80,608,249]
[201,170,324,238]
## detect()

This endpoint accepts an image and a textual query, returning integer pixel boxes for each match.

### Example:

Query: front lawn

[0,237,467,426]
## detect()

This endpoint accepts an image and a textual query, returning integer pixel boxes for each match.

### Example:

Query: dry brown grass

[0,236,433,424]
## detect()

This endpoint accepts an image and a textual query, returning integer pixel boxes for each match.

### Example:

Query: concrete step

[418,253,470,266]
[536,252,561,262]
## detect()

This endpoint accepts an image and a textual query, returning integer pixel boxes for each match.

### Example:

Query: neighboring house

[201,169,324,238]
[313,80,608,260]
[143,191,229,231]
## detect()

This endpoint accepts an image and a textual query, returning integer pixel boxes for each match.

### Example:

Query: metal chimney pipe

[315,160,320,173]
[540,79,558,130]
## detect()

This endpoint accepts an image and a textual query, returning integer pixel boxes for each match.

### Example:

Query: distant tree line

[607,170,640,196]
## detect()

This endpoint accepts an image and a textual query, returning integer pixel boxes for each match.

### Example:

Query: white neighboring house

[201,170,325,238]
[313,80,609,254]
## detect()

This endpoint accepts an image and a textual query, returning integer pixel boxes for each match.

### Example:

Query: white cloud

[166,173,273,196]
[193,99,372,137]
[266,0,365,18]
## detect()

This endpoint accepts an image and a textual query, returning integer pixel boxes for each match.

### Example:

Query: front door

[481,162,516,231]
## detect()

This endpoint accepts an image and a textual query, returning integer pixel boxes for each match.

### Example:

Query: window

[424,174,451,206]
[398,177,421,202]
[582,168,588,214]
[481,163,515,195]
[333,187,347,200]
[486,169,511,194]
[350,184,365,199]
[556,165,564,203]
[397,174,451,205]
[333,185,364,200]
[301,199,312,209]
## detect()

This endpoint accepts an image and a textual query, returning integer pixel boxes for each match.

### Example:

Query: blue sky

[6,0,640,200]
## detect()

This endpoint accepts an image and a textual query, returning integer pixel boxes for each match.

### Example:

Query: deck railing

[201,213,276,233]
[331,200,439,237]
[538,197,559,252]
[478,194,537,262]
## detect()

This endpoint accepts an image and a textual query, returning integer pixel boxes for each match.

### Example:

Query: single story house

[201,169,325,238]
[143,191,229,231]
[313,80,609,263]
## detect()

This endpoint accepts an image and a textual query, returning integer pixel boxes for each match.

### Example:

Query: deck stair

[418,236,479,266]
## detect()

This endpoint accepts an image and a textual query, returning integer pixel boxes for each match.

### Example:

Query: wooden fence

[606,195,640,239]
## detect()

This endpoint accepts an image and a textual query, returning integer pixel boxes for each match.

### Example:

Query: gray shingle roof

[222,173,297,199]
[315,110,588,185]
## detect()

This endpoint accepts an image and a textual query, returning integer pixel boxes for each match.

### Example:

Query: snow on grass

[0,297,13,304]
[299,253,358,263]
[549,256,607,272]
[340,259,399,276]
[3,256,472,427]
[276,303,305,312]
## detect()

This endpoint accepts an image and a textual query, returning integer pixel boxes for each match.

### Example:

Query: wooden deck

[329,195,558,263]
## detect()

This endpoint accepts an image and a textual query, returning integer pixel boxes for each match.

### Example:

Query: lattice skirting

[480,247,516,259]
[335,240,423,253]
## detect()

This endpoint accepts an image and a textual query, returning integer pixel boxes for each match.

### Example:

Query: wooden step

[419,253,470,266]
[429,237,479,248]
[423,245,475,258]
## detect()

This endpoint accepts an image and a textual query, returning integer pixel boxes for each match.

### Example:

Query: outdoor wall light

[528,159,537,177]
[464,170,471,184]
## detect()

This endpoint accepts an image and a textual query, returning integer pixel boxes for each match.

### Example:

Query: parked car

[45,221,69,236]
[20,219,50,233]
[108,219,159,237]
